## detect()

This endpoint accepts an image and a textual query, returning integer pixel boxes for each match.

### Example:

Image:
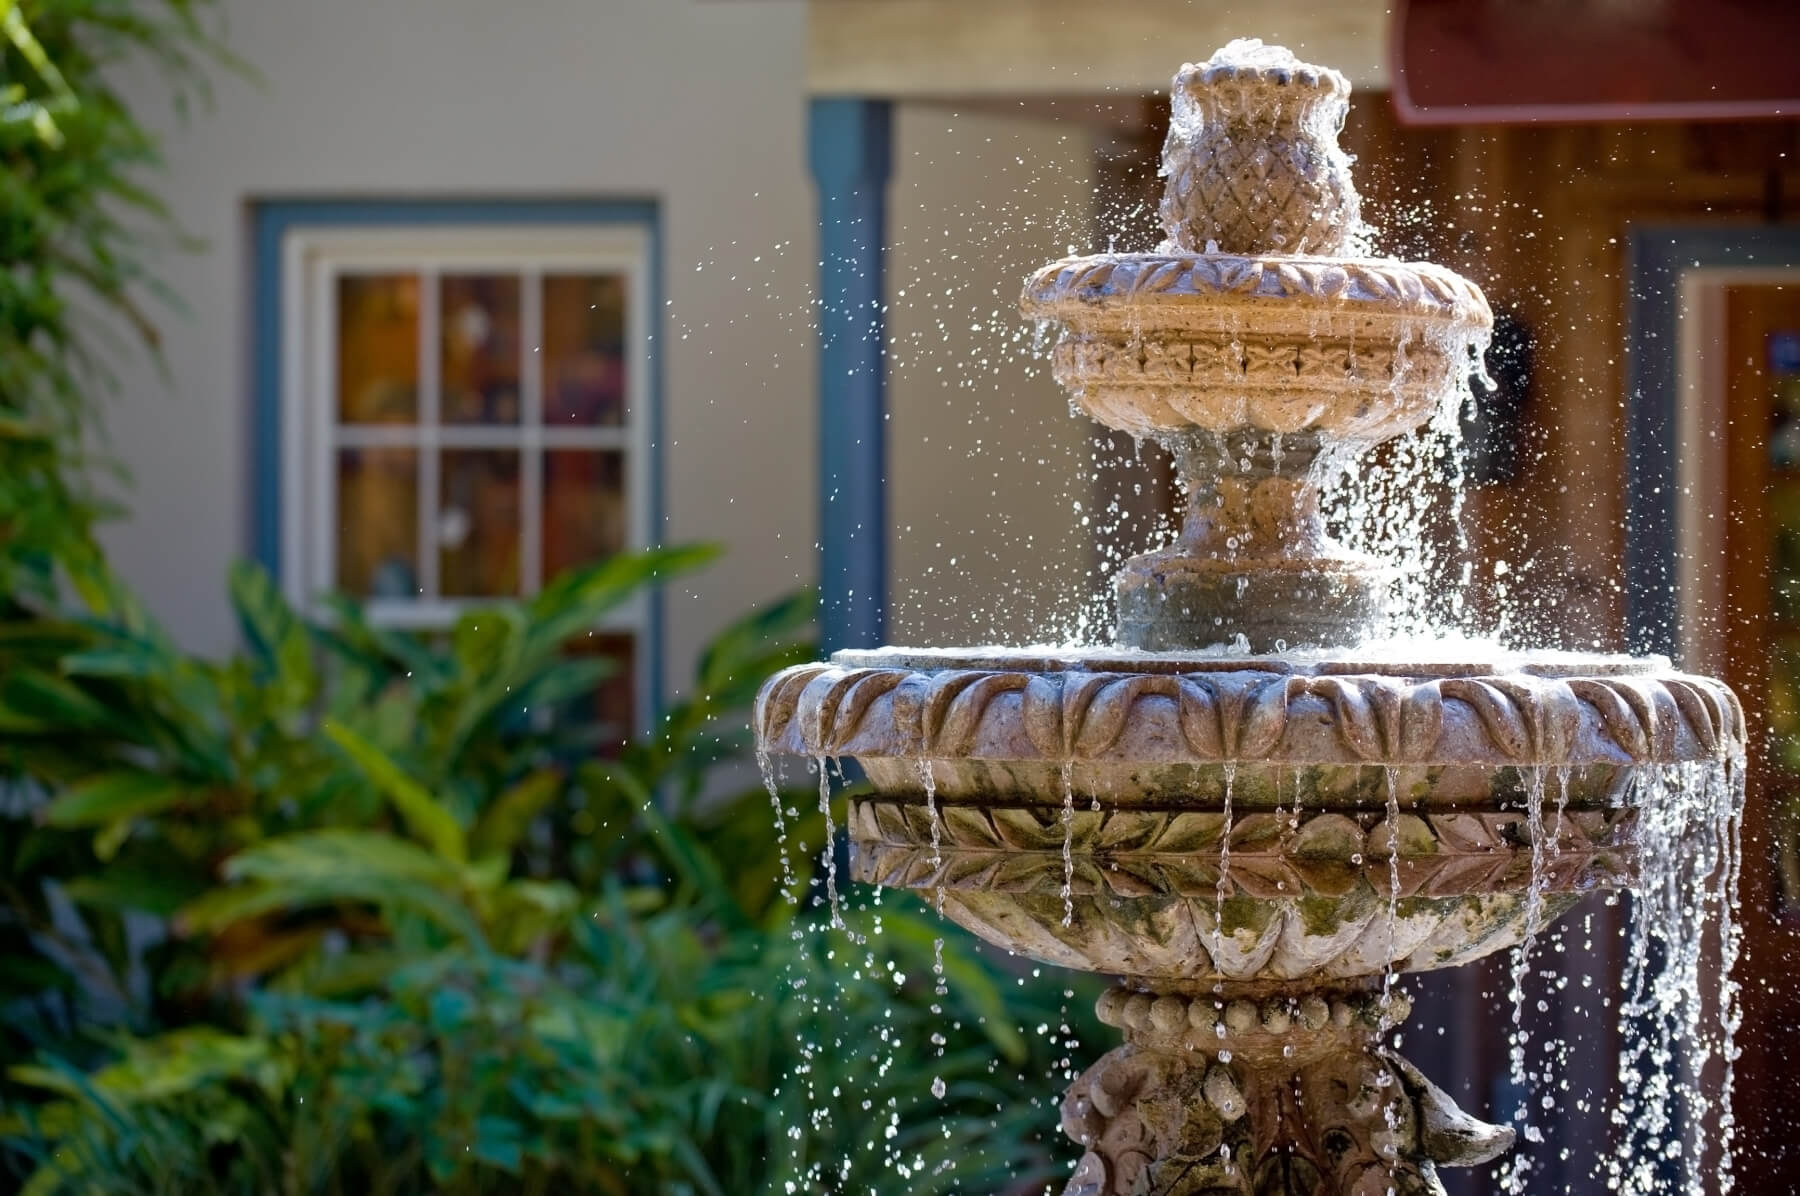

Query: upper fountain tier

[1022,41,1492,652]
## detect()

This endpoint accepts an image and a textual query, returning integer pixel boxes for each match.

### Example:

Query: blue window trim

[1624,223,1800,656]
[249,197,665,714]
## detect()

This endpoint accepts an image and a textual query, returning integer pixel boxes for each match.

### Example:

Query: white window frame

[278,224,654,727]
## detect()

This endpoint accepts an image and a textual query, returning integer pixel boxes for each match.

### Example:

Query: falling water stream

[815,755,844,931]
[1058,761,1076,927]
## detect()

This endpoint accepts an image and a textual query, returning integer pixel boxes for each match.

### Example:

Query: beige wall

[888,103,1096,646]
[106,0,817,691]
[102,0,1098,691]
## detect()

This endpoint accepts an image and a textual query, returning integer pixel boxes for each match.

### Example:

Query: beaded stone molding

[755,656,1742,769]
[1094,985,1410,1057]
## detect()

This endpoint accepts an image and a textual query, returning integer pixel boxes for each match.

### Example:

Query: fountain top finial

[1160,39,1360,256]
[1178,38,1349,94]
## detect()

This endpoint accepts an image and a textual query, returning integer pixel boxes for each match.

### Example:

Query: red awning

[1393,0,1800,124]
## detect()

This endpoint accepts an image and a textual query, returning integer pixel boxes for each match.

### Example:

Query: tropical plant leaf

[220,829,461,889]
[181,873,482,945]
[1,668,125,735]
[323,720,466,864]
[694,588,816,696]
[227,558,315,709]
[469,768,563,862]
[61,858,211,916]
[584,763,746,929]
[450,606,525,682]
[527,544,719,649]
[41,770,196,828]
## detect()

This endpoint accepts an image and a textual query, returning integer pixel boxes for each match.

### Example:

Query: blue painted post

[808,98,893,652]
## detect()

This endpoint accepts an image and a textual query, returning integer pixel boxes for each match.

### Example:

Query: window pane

[543,450,626,580]
[439,449,520,596]
[336,447,418,597]
[441,274,522,425]
[337,274,419,423]
[542,274,627,426]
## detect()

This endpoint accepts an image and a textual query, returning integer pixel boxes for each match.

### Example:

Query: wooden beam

[808,0,1391,98]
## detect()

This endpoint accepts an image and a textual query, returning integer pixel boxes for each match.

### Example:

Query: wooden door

[1718,282,1800,1189]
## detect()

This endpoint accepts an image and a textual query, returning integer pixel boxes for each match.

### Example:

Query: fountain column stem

[1113,430,1388,652]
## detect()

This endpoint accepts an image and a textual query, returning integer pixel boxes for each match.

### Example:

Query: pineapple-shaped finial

[1159,39,1360,257]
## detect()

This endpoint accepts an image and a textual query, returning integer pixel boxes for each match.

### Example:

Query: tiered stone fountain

[757,41,1744,1196]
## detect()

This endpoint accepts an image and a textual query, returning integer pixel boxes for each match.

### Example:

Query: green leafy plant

[2,554,1093,1194]
[0,544,717,1023]
[2,0,236,603]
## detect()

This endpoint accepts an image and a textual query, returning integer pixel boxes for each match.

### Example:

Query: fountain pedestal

[757,38,1744,1196]
[1066,985,1509,1196]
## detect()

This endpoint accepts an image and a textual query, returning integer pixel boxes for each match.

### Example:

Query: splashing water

[1605,756,1745,1196]
[1501,764,1551,1193]
[1315,318,1494,645]
[1381,766,1403,1014]
[1216,763,1237,951]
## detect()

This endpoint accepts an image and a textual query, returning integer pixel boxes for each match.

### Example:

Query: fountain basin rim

[827,645,1671,679]
[755,651,1741,769]
[1021,251,1492,329]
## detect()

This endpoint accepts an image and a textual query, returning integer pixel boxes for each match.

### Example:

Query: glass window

[441,274,522,426]
[336,274,419,424]
[296,229,651,731]
[543,274,628,426]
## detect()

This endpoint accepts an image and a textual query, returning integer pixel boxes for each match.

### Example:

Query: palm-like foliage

[1,551,1093,1194]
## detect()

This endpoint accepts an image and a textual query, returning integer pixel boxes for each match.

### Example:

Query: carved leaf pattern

[847,799,1636,900]
[757,663,1739,768]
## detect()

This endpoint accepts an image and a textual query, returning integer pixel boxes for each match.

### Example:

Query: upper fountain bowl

[1022,39,1490,446]
[1020,251,1491,442]
[1021,39,1493,650]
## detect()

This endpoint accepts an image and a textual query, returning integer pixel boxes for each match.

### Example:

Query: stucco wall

[103,0,1091,694]
[888,104,1096,647]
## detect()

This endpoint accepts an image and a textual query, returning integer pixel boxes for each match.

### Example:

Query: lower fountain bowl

[847,793,1616,981]
[756,646,1740,983]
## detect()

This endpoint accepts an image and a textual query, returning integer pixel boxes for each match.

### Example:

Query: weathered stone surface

[1062,986,1511,1196]
[756,654,1741,771]
[1019,40,1491,650]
